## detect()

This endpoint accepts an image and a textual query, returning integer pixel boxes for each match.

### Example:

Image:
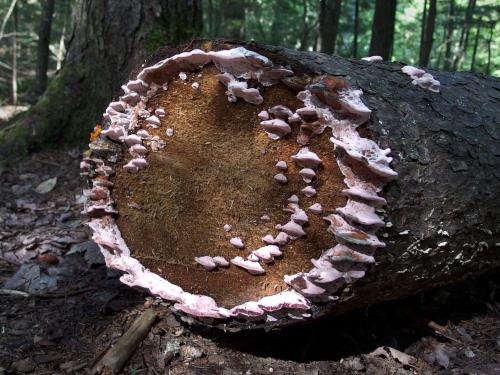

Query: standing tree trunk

[318,0,342,54]
[486,20,494,75]
[35,0,56,95]
[419,0,428,59]
[0,0,202,161]
[368,0,397,60]
[419,0,437,67]
[470,17,481,72]
[443,0,455,71]
[452,0,476,71]
[223,0,245,40]
[299,0,310,50]
[352,0,359,58]
[11,1,18,105]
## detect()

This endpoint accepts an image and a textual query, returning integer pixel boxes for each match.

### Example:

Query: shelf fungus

[82,45,397,326]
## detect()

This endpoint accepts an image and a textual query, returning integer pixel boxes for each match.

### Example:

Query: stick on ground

[92,309,157,374]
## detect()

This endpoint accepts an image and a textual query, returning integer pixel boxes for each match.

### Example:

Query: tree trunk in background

[452,0,475,71]
[0,0,202,161]
[318,0,342,54]
[208,0,214,37]
[213,0,222,37]
[35,0,55,95]
[419,0,428,60]
[470,18,481,72]
[352,0,359,58]
[486,21,494,75]
[11,1,18,105]
[223,0,245,40]
[419,0,436,67]
[368,0,397,60]
[443,0,455,71]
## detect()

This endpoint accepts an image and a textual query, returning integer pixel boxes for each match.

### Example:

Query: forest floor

[0,149,499,375]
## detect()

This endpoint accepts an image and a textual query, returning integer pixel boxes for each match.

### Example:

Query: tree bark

[369,0,397,60]
[318,0,342,54]
[419,0,437,67]
[90,40,500,330]
[443,0,455,71]
[35,0,55,96]
[0,0,202,161]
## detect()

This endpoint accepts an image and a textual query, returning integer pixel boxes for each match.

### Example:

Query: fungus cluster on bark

[82,41,494,329]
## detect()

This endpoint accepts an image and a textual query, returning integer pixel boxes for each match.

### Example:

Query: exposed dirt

[0,150,499,374]
[113,66,346,307]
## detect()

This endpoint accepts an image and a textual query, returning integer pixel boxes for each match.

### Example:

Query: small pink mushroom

[121,134,142,146]
[247,253,260,262]
[268,105,293,120]
[192,82,200,89]
[260,119,291,140]
[277,221,306,239]
[123,161,139,173]
[274,231,289,245]
[212,256,230,267]
[231,256,265,275]
[166,128,174,137]
[260,215,271,222]
[287,194,299,204]
[223,224,232,232]
[291,147,322,168]
[275,161,288,171]
[131,158,148,169]
[291,209,308,225]
[230,237,244,249]
[129,144,147,156]
[194,256,217,271]
[262,234,275,244]
[258,110,269,121]
[301,186,317,197]
[274,173,288,184]
[299,168,316,183]
[136,129,151,139]
[155,108,166,117]
[146,115,161,128]
[308,203,323,214]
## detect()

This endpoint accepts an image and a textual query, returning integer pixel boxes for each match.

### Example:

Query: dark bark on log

[0,0,202,162]
[131,40,500,330]
[35,0,55,95]
[368,0,397,60]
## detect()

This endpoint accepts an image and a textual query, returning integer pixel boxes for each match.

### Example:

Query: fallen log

[82,40,500,331]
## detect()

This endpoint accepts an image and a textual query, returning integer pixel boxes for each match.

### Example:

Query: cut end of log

[81,43,397,327]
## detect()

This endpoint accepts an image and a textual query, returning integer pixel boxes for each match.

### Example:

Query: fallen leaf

[370,346,415,366]
[35,177,57,194]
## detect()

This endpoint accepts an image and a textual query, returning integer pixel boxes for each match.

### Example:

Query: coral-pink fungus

[292,147,322,168]
[229,237,245,249]
[231,256,266,275]
[260,119,291,140]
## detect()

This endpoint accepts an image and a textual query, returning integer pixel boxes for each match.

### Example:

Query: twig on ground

[0,288,29,297]
[92,309,157,374]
